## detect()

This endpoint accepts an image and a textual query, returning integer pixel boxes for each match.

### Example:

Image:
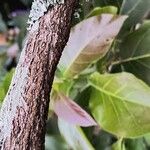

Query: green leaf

[45,135,68,150]
[97,0,123,9]
[89,72,150,138]
[112,23,150,85]
[58,119,95,150]
[119,0,150,36]
[0,69,14,102]
[144,134,150,148]
[2,69,14,94]
[52,78,73,96]
[59,14,127,78]
[125,138,146,150]
[0,85,5,102]
[86,6,118,18]
[112,138,126,150]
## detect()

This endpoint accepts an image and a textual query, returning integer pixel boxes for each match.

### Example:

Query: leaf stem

[111,53,150,66]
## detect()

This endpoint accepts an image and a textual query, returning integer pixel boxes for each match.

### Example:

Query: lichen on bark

[0,0,77,149]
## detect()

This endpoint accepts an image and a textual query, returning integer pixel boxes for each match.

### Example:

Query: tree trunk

[0,1,77,149]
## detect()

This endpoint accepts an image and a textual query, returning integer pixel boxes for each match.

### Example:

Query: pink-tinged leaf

[58,119,95,150]
[53,94,97,127]
[59,14,127,78]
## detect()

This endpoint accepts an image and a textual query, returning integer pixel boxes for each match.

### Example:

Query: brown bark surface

[0,1,77,149]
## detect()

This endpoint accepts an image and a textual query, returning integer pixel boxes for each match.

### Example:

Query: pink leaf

[59,14,128,77]
[53,94,97,127]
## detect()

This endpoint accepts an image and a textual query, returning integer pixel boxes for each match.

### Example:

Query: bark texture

[0,0,77,149]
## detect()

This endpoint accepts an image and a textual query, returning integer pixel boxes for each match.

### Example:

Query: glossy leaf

[86,6,118,18]
[89,72,150,138]
[58,119,95,150]
[113,23,150,85]
[52,94,97,127]
[59,14,127,78]
[119,0,150,36]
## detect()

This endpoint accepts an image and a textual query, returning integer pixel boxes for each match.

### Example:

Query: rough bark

[0,0,77,149]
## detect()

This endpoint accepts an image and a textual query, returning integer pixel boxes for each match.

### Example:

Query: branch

[0,0,77,149]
